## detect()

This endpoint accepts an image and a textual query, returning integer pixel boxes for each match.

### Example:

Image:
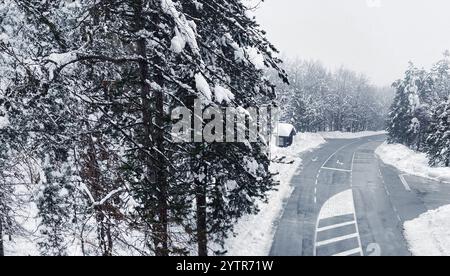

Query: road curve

[270,135,450,256]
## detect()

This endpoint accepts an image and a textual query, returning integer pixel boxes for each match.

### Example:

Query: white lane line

[351,153,355,171]
[350,152,364,256]
[316,233,360,247]
[353,213,364,256]
[320,141,359,170]
[399,174,411,191]
[321,167,352,173]
[350,153,355,187]
[314,196,317,204]
[391,205,402,222]
[316,221,356,232]
[333,248,363,257]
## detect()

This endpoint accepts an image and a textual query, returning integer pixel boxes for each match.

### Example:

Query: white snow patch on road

[318,190,355,220]
[404,204,450,256]
[319,131,387,139]
[375,143,450,183]
[223,133,326,256]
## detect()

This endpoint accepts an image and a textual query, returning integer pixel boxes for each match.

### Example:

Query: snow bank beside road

[224,133,326,256]
[375,143,450,183]
[319,131,387,139]
[404,205,450,256]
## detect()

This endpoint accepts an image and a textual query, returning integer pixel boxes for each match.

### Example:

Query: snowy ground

[375,142,450,183]
[4,202,40,256]
[223,133,326,256]
[404,205,450,256]
[319,131,387,139]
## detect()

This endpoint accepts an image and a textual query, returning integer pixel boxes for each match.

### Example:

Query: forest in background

[269,59,394,133]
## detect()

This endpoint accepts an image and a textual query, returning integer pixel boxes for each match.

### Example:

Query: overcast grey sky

[254,0,450,86]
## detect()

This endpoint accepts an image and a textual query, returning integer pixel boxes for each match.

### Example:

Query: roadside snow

[375,143,450,183]
[404,205,450,256]
[224,133,326,256]
[319,131,387,139]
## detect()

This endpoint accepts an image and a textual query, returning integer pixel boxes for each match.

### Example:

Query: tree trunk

[134,0,168,256]
[154,66,169,257]
[82,133,114,256]
[195,174,208,256]
[137,39,168,256]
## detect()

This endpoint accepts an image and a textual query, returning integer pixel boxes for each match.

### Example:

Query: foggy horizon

[254,0,450,86]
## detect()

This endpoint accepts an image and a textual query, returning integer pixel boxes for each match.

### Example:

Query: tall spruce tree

[426,98,450,167]
[387,64,431,147]
[169,0,287,255]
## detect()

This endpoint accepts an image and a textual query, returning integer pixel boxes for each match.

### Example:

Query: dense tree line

[270,59,393,133]
[0,0,287,256]
[387,53,450,167]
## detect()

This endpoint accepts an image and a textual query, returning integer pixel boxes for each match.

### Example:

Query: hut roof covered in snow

[277,123,296,137]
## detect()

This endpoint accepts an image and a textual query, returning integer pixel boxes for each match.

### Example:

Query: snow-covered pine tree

[426,98,450,167]
[37,166,73,256]
[0,0,137,255]
[387,63,432,148]
[164,0,288,255]
[1,0,288,256]
[429,52,450,103]
[425,53,450,167]
[0,1,82,255]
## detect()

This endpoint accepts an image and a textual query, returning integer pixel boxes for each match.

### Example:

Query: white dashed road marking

[333,248,363,257]
[321,167,352,173]
[399,174,411,192]
[317,220,356,232]
[316,233,360,247]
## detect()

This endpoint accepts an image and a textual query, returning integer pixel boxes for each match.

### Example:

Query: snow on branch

[161,0,200,55]
[80,182,125,208]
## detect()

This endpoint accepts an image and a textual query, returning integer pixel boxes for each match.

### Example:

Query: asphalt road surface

[270,135,450,256]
